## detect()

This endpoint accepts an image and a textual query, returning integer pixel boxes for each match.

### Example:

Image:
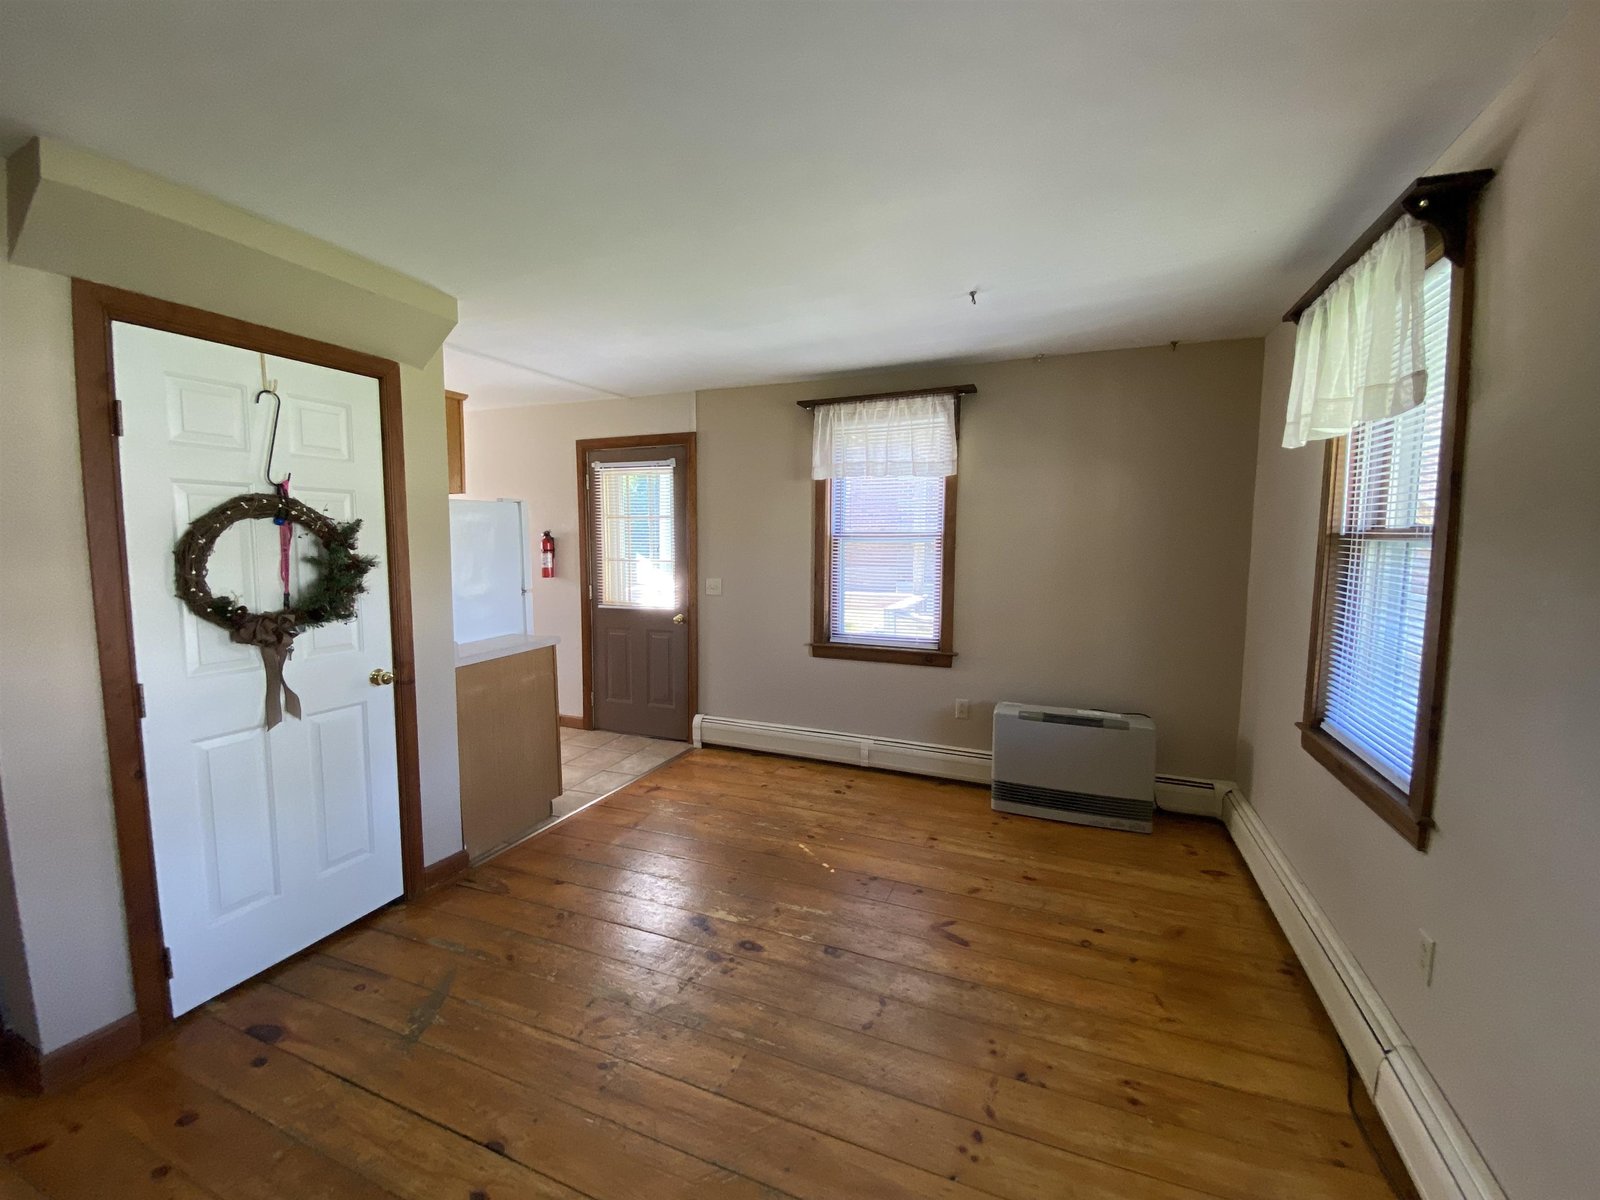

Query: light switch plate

[705,577,723,596]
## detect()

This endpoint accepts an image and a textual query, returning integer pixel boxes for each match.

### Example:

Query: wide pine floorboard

[1,748,1398,1199]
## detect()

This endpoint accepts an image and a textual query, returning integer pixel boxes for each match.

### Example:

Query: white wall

[0,162,463,1053]
[697,341,1263,778]
[463,393,696,718]
[1233,10,1600,1197]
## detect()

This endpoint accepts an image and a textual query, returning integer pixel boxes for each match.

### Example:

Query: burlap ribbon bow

[231,611,302,729]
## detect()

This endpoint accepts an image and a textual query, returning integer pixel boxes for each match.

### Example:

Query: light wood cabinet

[446,389,467,494]
[455,642,561,859]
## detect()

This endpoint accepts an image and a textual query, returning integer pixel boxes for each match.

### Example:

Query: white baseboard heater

[691,714,1224,816]
[989,702,1157,833]
[691,714,992,781]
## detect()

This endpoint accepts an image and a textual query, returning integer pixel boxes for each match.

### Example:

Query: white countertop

[455,633,560,667]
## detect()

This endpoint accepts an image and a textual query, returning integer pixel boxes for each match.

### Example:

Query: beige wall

[397,353,464,865]
[1234,10,1600,1197]
[0,165,462,1053]
[0,776,37,1043]
[697,341,1263,778]
[0,258,133,1050]
[464,393,696,718]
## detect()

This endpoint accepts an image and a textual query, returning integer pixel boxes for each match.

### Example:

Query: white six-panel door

[113,323,403,1016]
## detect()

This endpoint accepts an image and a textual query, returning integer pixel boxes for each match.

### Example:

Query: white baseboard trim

[1223,789,1397,1086]
[1224,788,1505,1200]
[1154,773,1231,819]
[692,714,1232,810]
[692,714,992,782]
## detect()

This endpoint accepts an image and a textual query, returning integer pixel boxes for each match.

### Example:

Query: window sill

[809,642,955,668]
[1297,722,1430,850]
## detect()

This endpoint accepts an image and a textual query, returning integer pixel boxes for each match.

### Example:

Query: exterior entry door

[113,322,403,1016]
[584,439,694,740]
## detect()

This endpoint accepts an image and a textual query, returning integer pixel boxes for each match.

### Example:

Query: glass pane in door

[593,460,676,608]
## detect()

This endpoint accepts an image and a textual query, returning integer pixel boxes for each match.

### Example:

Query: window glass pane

[1323,536,1432,784]
[1320,259,1451,786]
[829,475,944,649]
[593,460,676,609]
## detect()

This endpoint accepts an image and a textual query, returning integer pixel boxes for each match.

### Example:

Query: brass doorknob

[672,613,686,624]
[369,669,396,686]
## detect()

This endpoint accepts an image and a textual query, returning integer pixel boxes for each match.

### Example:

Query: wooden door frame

[574,432,697,737]
[71,280,430,1041]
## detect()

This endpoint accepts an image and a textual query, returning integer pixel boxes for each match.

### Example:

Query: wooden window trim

[810,474,958,668]
[795,383,975,411]
[1296,176,1486,851]
[1283,170,1491,321]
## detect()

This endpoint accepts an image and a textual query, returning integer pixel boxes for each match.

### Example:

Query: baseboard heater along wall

[692,713,1505,1200]
[691,715,1227,815]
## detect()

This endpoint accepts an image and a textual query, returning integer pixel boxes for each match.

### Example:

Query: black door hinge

[112,398,125,437]
[160,947,174,979]
[136,683,146,719]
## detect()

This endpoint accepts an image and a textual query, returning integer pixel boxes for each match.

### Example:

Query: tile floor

[553,726,691,817]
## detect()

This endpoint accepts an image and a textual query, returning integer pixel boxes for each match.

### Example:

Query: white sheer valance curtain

[1283,215,1431,449]
[811,392,959,480]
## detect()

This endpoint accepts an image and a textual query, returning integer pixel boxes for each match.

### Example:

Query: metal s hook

[255,352,290,489]
[255,386,291,488]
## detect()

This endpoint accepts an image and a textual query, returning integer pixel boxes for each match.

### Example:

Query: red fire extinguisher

[540,530,555,578]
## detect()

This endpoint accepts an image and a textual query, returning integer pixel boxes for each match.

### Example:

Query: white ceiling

[0,1,1565,405]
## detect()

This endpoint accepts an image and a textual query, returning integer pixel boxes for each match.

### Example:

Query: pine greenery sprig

[295,520,379,627]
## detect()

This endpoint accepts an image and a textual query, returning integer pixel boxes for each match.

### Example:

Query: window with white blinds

[1316,258,1452,787]
[828,475,946,649]
[591,460,677,609]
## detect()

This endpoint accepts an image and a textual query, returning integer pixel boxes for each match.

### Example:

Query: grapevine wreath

[174,492,378,727]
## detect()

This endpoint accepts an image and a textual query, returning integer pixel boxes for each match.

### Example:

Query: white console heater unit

[991,702,1157,833]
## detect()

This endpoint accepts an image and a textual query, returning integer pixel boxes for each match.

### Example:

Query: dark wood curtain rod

[796,384,976,411]
[1283,169,1493,323]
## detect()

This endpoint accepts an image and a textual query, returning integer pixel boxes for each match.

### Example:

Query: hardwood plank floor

[0,748,1399,1199]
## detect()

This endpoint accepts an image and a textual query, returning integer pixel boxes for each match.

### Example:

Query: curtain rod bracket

[1284,169,1493,323]
[1398,174,1488,272]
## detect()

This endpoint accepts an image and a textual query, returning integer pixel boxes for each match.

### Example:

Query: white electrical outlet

[955,699,970,719]
[705,577,722,596]
[1419,932,1437,986]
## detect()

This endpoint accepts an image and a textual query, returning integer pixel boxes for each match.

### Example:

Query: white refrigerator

[449,497,534,645]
